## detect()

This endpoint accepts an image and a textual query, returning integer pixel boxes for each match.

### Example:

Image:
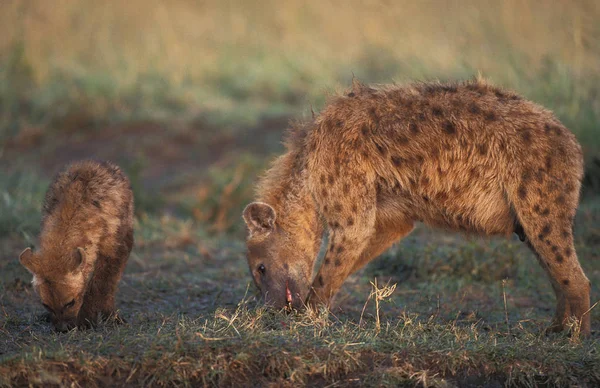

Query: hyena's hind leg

[511,191,591,335]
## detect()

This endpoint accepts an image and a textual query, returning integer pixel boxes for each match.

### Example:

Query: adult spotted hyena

[243,78,591,335]
[19,160,134,332]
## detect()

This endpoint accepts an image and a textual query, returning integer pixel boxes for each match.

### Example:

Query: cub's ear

[243,202,276,235]
[19,247,37,274]
[69,247,86,271]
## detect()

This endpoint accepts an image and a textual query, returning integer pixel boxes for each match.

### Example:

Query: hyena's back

[305,79,584,238]
[41,160,134,265]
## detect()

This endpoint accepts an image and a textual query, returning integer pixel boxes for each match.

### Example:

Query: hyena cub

[243,79,592,335]
[19,160,134,332]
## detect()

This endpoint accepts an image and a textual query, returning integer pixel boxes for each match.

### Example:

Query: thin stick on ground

[502,279,510,336]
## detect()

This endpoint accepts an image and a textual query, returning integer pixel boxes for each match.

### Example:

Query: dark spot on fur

[328,175,335,185]
[332,221,340,229]
[329,244,335,252]
[347,92,355,97]
[436,191,448,201]
[443,120,456,134]
[520,130,532,144]
[538,224,551,241]
[476,143,487,155]
[318,275,325,286]
[391,156,403,167]
[418,113,426,122]
[334,259,342,267]
[562,279,569,285]
[421,176,430,187]
[468,103,481,114]
[321,188,328,198]
[468,167,479,179]
[92,200,101,209]
[422,195,430,202]
[562,229,570,238]
[376,143,386,155]
[556,254,564,263]
[565,247,572,257]
[343,183,350,194]
[518,185,527,199]
[324,258,331,265]
[484,111,497,121]
[334,203,342,212]
[432,106,443,117]
[361,125,369,137]
[320,174,326,184]
[555,195,565,205]
[565,182,576,193]
[533,205,540,213]
[398,135,409,144]
[352,204,358,213]
[551,245,558,253]
[347,217,354,226]
[337,246,345,254]
[409,122,419,133]
[544,123,562,135]
[323,204,328,213]
[336,120,344,128]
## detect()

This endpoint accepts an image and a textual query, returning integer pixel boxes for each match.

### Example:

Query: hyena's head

[19,247,88,332]
[243,202,318,310]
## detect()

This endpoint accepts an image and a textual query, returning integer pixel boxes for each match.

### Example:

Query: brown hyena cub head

[243,202,316,310]
[19,246,88,332]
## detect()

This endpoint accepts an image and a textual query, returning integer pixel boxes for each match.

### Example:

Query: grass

[2,0,600,386]
[1,172,600,386]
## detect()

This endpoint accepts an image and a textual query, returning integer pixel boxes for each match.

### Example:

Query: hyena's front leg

[307,222,375,308]
[307,171,377,308]
[78,252,128,326]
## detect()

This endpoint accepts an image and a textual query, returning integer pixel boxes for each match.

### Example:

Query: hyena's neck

[258,152,324,252]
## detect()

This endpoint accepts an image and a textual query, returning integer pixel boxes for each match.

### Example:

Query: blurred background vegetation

[1,0,599,236]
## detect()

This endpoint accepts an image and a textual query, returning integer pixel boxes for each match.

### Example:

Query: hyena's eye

[64,299,75,309]
[257,264,266,275]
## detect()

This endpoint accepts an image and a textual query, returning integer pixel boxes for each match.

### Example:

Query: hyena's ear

[19,247,38,274]
[68,247,86,271]
[243,202,276,235]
